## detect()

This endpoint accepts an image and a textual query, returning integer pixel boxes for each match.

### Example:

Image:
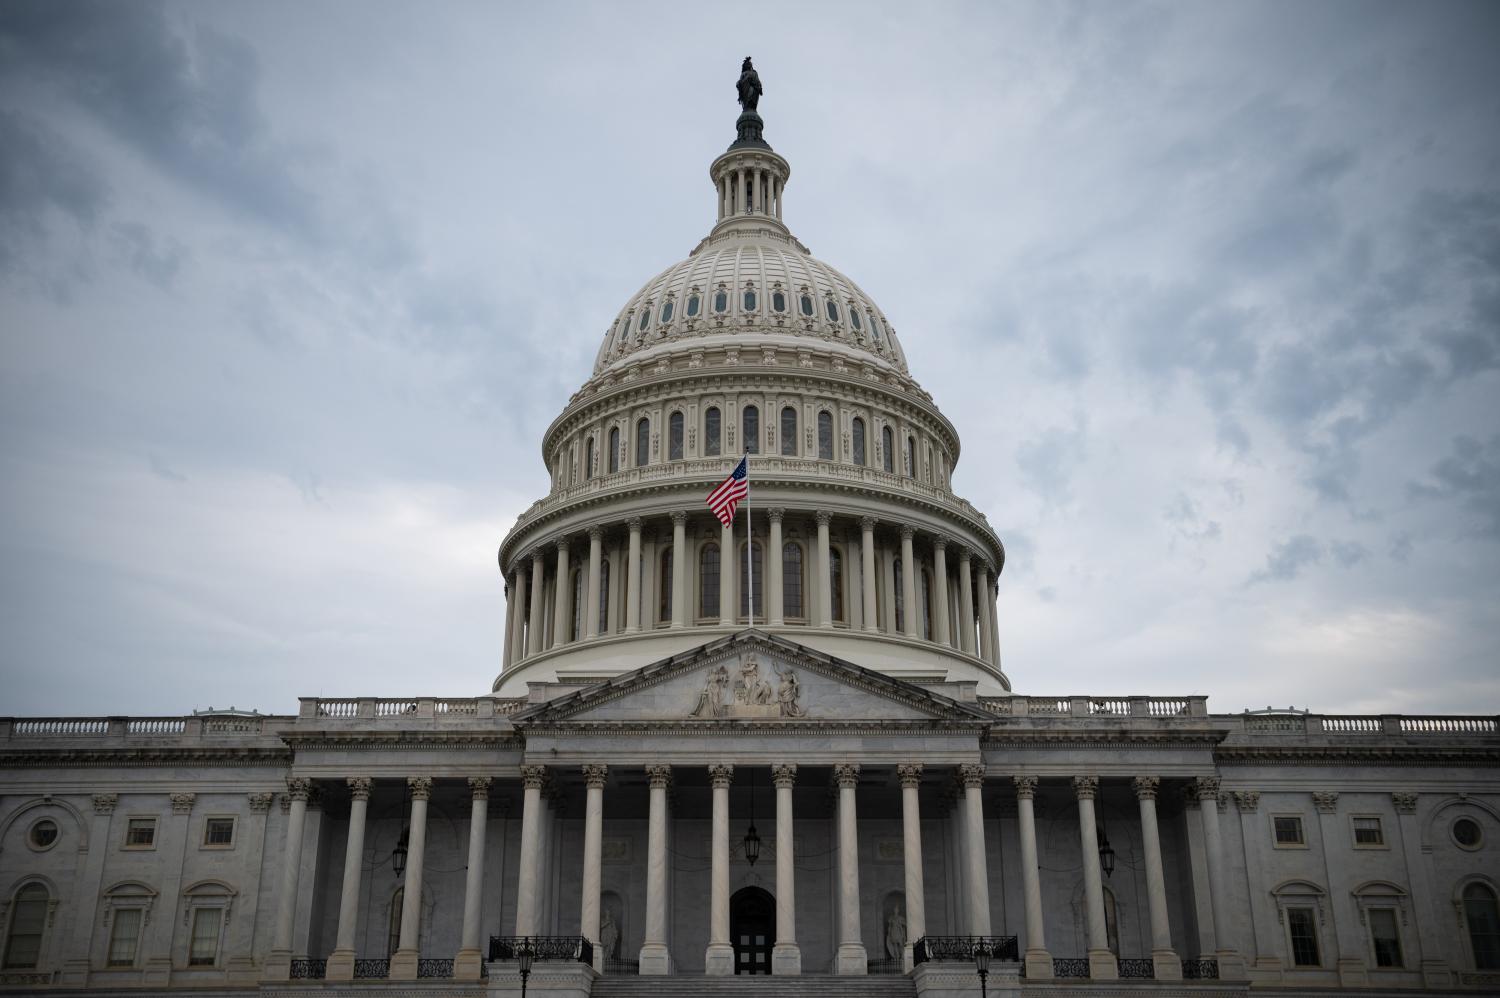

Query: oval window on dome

[687,294,701,317]
[743,289,757,311]
[825,299,840,323]
[638,307,651,331]
[800,294,814,317]
[660,299,674,322]
[714,291,728,313]
[850,308,862,331]
[772,291,786,312]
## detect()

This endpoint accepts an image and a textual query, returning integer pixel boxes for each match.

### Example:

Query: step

[592,975,916,997]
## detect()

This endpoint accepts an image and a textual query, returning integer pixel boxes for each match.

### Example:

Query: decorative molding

[833,763,861,788]
[468,776,493,799]
[520,765,548,789]
[1391,792,1418,814]
[1194,776,1221,801]
[708,763,734,788]
[1233,791,1261,812]
[645,764,672,789]
[247,792,274,813]
[407,776,433,801]
[1073,775,1099,800]
[92,793,119,814]
[958,763,985,789]
[347,777,373,801]
[1312,791,1339,814]
[286,777,313,802]
[897,763,923,788]
[1013,775,1039,799]
[766,507,785,523]
[771,763,797,788]
[1132,776,1160,800]
[582,764,608,788]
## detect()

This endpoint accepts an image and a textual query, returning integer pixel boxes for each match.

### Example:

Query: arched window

[893,558,905,632]
[739,540,764,619]
[686,293,701,317]
[817,410,833,460]
[782,542,804,619]
[780,407,798,456]
[743,405,760,455]
[825,299,840,323]
[635,418,650,467]
[658,549,673,624]
[638,306,651,331]
[870,314,883,342]
[570,568,584,641]
[829,547,844,622]
[882,426,894,472]
[387,888,404,957]
[852,417,866,466]
[920,567,933,640]
[699,543,720,619]
[704,407,722,456]
[714,290,728,313]
[850,308,862,331]
[3,883,47,970]
[743,289,757,311]
[608,427,620,474]
[1466,882,1500,969]
[660,299,674,322]
[182,882,234,967]
[799,294,814,317]
[905,435,916,477]
[103,882,156,967]
[598,560,610,635]
[669,412,684,460]
[585,437,596,479]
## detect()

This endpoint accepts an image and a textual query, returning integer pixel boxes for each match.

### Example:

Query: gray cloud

[1250,534,1322,584]
[1409,435,1500,537]
[0,109,109,272]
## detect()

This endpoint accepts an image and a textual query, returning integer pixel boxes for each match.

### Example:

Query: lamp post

[743,766,761,866]
[973,939,991,998]
[517,939,534,998]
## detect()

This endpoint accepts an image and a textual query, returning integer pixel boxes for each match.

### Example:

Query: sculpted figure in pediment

[690,664,731,718]
[776,667,806,718]
[736,655,774,705]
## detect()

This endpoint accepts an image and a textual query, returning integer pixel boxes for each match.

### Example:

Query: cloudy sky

[2,1,1497,719]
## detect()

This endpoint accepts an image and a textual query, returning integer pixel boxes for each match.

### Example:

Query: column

[957,550,976,655]
[834,764,867,973]
[705,764,735,974]
[552,539,573,645]
[1313,790,1366,985]
[510,564,528,662]
[986,572,1001,666]
[860,518,878,632]
[898,764,926,971]
[579,765,607,971]
[978,565,996,662]
[502,576,516,671]
[1392,793,1452,987]
[640,766,672,974]
[528,549,547,654]
[625,518,643,633]
[1074,776,1118,980]
[389,777,432,979]
[263,777,311,980]
[932,538,951,646]
[59,794,117,984]
[1196,776,1246,979]
[1014,777,1052,978]
[719,520,735,625]
[513,766,547,934]
[960,764,991,935]
[585,526,603,639]
[767,508,785,626]
[326,778,372,980]
[671,512,687,628]
[448,778,492,980]
[1134,777,1181,979]
[816,511,833,627]
[900,526,917,638]
[769,764,801,974]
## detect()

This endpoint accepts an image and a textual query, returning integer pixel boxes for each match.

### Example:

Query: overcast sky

[2,1,1497,719]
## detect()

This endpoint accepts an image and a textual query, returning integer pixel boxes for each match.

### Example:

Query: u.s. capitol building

[2,63,1497,998]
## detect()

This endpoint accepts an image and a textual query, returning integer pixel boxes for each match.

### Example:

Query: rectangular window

[203,817,235,847]
[108,909,143,966]
[1273,815,1305,847]
[1352,816,1384,847]
[1368,907,1402,968]
[125,818,156,849]
[188,908,223,966]
[1287,906,1320,966]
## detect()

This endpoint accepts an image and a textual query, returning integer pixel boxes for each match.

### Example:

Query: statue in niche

[736,655,773,705]
[736,57,763,112]
[690,664,731,718]
[885,902,907,961]
[599,907,620,962]
[775,667,806,718]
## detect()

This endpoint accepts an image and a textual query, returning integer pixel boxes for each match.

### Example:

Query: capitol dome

[495,84,1007,697]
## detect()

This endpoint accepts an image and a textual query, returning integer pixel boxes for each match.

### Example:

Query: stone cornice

[1215,745,1500,767]
[279,732,522,750]
[523,718,989,737]
[0,747,290,769]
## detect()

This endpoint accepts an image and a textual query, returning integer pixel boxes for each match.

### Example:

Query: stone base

[261,950,291,982]
[454,947,484,981]
[1088,948,1118,980]
[1217,948,1249,982]
[56,959,90,987]
[772,942,801,975]
[1023,948,1053,980]
[914,962,1022,998]
[1336,956,1369,987]
[389,946,418,980]
[1421,959,1454,989]
[142,957,171,988]
[836,941,868,974]
[487,961,595,996]
[1152,947,1183,981]
[638,942,672,975]
[705,942,735,975]
[226,955,259,985]
[326,948,356,981]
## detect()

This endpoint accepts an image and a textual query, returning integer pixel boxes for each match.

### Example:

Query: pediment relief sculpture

[690,654,806,719]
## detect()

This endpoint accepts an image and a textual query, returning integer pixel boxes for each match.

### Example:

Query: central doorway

[730,886,775,975]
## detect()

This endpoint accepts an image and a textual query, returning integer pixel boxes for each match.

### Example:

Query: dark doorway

[730,886,775,975]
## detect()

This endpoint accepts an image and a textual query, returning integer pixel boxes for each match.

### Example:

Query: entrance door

[730,886,775,975]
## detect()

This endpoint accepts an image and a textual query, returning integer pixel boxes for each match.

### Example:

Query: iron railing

[867,957,905,974]
[488,935,595,965]
[604,957,639,974]
[1052,957,1090,978]
[912,935,1020,965]
[352,958,388,979]
[289,958,326,979]
[1182,958,1220,980]
[417,958,453,978]
[1119,957,1155,979]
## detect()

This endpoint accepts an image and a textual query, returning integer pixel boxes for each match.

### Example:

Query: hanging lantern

[743,767,761,865]
[392,826,409,878]
[1098,827,1116,878]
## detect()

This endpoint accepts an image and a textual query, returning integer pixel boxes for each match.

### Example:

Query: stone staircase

[591,974,917,997]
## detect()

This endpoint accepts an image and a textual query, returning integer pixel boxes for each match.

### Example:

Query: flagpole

[745,452,754,628]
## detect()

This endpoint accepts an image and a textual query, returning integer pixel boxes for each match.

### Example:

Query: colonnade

[716,164,782,221]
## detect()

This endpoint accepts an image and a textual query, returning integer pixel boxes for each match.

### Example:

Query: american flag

[705,456,749,527]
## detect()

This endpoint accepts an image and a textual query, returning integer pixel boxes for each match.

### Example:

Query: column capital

[583,764,608,788]
[520,765,548,789]
[1132,776,1160,800]
[248,792,275,813]
[646,764,672,788]
[348,777,373,801]
[899,524,915,540]
[92,792,119,814]
[627,517,643,531]
[897,763,923,788]
[408,776,433,801]
[1013,775,1039,799]
[771,763,797,788]
[859,516,877,532]
[959,763,985,789]
[956,546,973,564]
[468,777,493,800]
[815,510,832,527]
[1312,790,1339,813]
[932,534,948,552]
[670,511,687,526]
[1233,790,1260,812]
[833,763,861,788]
[1390,791,1418,814]
[170,792,196,814]
[708,763,734,788]
[286,777,314,801]
[588,524,605,541]
[1072,775,1099,800]
[766,507,785,523]
[553,537,571,555]
[1194,776,1221,801]
[530,547,547,564]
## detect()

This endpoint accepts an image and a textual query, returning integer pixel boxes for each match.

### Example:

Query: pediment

[512,630,993,727]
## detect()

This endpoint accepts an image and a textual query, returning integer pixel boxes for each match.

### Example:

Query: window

[772,291,786,312]
[189,907,224,965]
[782,543,804,619]
[585,437,596,479]
[125,817,156,849]
[638,307,651,331]
[825,299,840,323]
[714,290,728,313]
[659,549,673,624]
[920,567,933,640]
[635,418,650,467]
[904,435,916,477]
[608,427,620,474]
[700,544,720,619]
[570,568,584,641]
[743,289,757,311]
[894,558,905,632]
[108,908,143,967]
[2,884,47,970]
[704,407,722,456]
[203,817,235,848]
[1464,882,1500,969]
[686,293,700,317]
[882,426,894,472]
[780,407,797,456]
[669,412,684,460]
[799,294,814,317]
[829,547,844,623]
[817,410,833,460]
[387,888,404,957]
[1368,907,1402,968]
[1352,816,1384,847]
[598,560,610,634]
[850,308,862,331]
[1287,906,1320,966]
[739,541,763,618]
[742,405,759,454]
[1274,815,1306,847]
[660,299,674,322]
[1454,817,1483,849]
[28,818,58,850]
[871,315,883,342]
[851,417,866,466]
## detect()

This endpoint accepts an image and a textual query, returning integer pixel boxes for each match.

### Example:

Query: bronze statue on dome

[737,57,763,112]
